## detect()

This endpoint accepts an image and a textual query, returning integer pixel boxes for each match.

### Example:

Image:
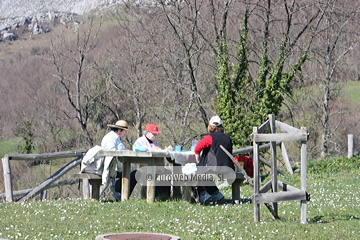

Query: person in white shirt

[101,120,137,201]
[132,124,172,151]
[132,124,173,198]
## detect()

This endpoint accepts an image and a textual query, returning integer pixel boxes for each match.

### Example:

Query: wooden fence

[252,114,310,224]
[1,150,86,203]
[1,144,290,204]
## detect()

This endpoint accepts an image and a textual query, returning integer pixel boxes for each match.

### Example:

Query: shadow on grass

[203,197,253,206]
[309,214,359,223]
[100,194,254,206]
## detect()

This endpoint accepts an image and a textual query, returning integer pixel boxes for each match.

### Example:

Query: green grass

[1,156,359,240]
[343,81,360,101]
[0,137,21,157]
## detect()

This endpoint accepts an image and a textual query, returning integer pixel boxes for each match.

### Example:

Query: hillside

[0,0,359,162]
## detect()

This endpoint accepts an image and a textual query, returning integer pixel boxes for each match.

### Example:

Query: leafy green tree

[216,8,252,148]
[14,119,34,154]
[216,2,315,148]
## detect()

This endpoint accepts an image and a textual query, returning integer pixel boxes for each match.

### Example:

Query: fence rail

[1,149,86,203]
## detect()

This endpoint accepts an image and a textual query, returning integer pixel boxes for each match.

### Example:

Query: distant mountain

[0,0,161,37]
[0,0,128,40]
[0,0,123,19]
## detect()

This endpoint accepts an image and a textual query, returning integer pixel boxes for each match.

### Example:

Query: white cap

[209,116,223,127]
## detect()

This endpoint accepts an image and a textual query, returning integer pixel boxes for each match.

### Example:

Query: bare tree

[102,1,219,147]
[319,1,359,158]
[302,0,360,158]
[105,0,327,149]
[49,16,103,148]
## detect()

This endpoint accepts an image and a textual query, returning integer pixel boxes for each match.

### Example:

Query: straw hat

[107,120,129,130]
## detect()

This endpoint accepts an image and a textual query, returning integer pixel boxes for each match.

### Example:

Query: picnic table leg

[182,185,192,202]
[122,158,130,201]
[232,178,245,202]
[147,158,156,203]
[89,179,101,200]
[168,161,182,198]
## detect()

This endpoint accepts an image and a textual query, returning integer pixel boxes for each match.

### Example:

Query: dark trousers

[115,170,137,197]
[192,178,219,198]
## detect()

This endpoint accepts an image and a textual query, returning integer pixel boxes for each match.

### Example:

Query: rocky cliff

[0,0,126,39]
[0,0,123,19]
[0,0,169,41]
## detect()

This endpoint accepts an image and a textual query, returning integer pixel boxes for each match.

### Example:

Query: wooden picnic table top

[97,149,196,165]
[97,149,192,157]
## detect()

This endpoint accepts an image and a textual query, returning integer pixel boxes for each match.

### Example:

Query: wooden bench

[72,172,245,202]
[72,173,102,200]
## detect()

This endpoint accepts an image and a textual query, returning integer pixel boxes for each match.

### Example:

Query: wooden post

[348,134,354,158]
[250,117,307,223]
[281,142,294,174]
[89,179,101,200]
[71,173,101,200]
[168,160,182,198]
[253,127,260,222]
[40,190,47,201]
[147,158,156,203]
[300,127,307,224]
[2,155,13,203]
[82,179,90,199]
[231,174,245,201]
[122,158,131,201]
[182,185,192,202]
[269,114,278,216]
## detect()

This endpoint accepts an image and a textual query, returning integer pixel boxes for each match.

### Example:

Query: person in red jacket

[193,116,234,204]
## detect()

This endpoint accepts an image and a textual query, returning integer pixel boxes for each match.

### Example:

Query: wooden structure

[97,150,247,203]
[232,172,245,202]
[1,150,86,203]
[0,178,80,200]
[252,114,310,223]
[97,150,177,203]
[71,173,102,200]
[2,148,249,204]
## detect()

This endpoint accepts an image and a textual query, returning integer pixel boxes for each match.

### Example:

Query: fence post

[253,127,260,222]
[300,127,307,224]
[348,134,354,158]
[2,155,13,202]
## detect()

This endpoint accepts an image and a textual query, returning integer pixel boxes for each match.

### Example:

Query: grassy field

[0,137,22,157]
[343,81,360,102]
[0,156,359,240]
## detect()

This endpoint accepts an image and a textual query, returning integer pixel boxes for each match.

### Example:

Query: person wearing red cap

[132,123,173,198]
[132,124,172,151]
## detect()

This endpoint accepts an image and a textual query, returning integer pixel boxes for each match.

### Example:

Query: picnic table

[76,149,245,203]
[97,150,195,203]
